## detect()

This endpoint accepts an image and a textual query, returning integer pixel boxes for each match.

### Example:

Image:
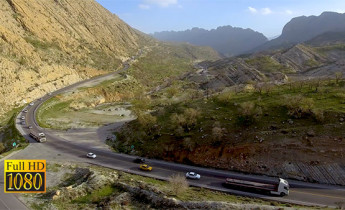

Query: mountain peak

[253,11,345,52]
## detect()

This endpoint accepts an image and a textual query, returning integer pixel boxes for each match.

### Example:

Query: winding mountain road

[4,60,345,209]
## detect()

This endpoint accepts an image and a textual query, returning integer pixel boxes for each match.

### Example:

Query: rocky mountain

[0,0,152,117]
[152,26,268,57]
[189,43,345,91]
[255,12,345,52]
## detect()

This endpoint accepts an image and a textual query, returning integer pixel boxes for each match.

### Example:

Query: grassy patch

[36,96,73,128]
[47,163,62,173]
[73,185,119,204]
[24,36,61,51]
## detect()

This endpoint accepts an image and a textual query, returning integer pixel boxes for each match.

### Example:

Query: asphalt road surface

[5,59,345,209]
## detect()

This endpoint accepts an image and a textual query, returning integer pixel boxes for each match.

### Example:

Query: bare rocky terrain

[0,0,150,117]
[189,44,345,91]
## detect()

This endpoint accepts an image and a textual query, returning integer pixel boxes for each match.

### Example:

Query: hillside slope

[0,0,148,116]
[153,26,268,57]
[187,43,344,91]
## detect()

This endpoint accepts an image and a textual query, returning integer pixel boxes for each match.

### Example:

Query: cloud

[144,0,178,8]
[285,9,293,15]
[248,7,272,15]
[261,8,272,15]
[248,7,257,14]
[139,4,150,9]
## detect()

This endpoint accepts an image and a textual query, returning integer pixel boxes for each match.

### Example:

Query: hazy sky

[96,0,345,38]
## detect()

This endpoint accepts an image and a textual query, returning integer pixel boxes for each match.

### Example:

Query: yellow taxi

[139,164,152,171]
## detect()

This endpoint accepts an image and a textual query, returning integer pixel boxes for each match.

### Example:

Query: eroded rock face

[53,169,118,201]
[0,0,149,116]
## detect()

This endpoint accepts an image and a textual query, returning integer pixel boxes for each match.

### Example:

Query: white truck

[224,177,289,196]
[29,132,47,143]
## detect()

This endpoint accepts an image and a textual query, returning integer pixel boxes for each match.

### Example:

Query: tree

[169,174,189,195]
[0,143,5,154]
[237,102,262,126]
[335,72,343,84]
[136,111,157,131]
[171,108,200,131]
[283,95,314,118]
[184,108,200,130]
[253,81,264,94]
[212,126,223,141]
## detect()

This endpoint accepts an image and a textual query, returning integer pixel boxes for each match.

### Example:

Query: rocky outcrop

[53,168,118,201]
[0,0,149,116]
[191,42,345,91]
[272,44,328,72]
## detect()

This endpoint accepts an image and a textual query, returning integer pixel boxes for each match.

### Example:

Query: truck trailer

[224,177,289,196]
[29,132,47,143]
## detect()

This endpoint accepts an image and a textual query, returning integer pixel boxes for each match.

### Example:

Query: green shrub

[237,102,262,126]
[0,143,5,153]
[215,92,234,105]
[312,109,324,122]
[283,95,314,118]
[137,112,157,130]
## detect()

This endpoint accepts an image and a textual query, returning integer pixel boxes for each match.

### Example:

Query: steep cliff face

[0,0,148,116]
[254,12,345,52]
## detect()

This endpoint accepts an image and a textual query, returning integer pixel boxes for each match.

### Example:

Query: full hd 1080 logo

[4,160,46,193]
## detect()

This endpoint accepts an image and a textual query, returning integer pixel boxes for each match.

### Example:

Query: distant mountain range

[153,12,345,56]
[152,26,268,57]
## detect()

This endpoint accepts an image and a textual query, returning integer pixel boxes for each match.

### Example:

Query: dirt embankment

[160,134,345,185]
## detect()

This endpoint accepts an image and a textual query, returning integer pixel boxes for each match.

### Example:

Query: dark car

[133,158,145,163]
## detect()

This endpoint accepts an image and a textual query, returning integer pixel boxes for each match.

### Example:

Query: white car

[38,133,45,137]
[21,116,25,120]
[23,109,28,113]
[29,102,34,106]
[86,153,96,159]
[186,172,201,180]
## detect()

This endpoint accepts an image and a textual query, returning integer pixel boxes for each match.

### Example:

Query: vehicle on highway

[86,153,97,158]
[21,116,25,120]
[186,172,201,179]
[23,109,28,113]
[21,121,26,125]
[38,133,46,137]
[29,132,47,143]
[133,158,145,163]
[139,164,152,171]
[28,125,33,129]
[29,102,34,106]
[223,177,289,196]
